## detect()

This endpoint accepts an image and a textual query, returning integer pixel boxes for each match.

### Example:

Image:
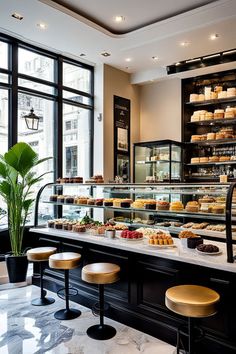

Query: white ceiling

[0,0,236,84]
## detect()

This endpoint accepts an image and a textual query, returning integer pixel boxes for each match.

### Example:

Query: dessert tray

[147,243,176,249]
[196,249,222,256]
[117,236,144,242]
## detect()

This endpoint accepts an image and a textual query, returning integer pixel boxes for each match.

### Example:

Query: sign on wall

[114,95,130,182]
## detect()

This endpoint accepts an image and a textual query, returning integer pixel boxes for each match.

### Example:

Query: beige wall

[140,78,182,142]
[103,64,140,181]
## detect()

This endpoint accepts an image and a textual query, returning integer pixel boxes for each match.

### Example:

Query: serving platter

[196,249,222,256]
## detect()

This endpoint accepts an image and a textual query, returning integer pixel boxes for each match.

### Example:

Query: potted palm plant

[0,142,52,283]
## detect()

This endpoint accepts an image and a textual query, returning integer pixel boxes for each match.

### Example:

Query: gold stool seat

[82,262,120,284]
[49,252,81,270]
[27,247,57,262]
[26,247,57,306]
[165,285,220,318]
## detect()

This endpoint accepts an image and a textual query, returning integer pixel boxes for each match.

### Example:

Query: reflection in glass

[63,62,91,93]
[63,104,91,179]
[18,48,54,82]
[0,41,8,69]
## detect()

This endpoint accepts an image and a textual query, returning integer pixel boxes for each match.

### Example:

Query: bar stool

[165,285,220,354]
[49,252,81,320]
[82,262,120,340]
[27,247,57,306]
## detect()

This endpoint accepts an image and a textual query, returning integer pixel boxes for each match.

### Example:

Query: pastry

[219,156,230,161]
[191,157,200,164]
[120,199,132,208]
[132,200,145,208]
[185,201,199,212]
[198,94,205,101]
[214,109,224,119]
[211,205,225,214]
[183,222,194,228]
[215,132,224,140]
[103,199,113,206]
[157,201,170,210]
[207,132,216,140]
[227,87,236,98]
[199,157,209,163]
[214,86,223,93]
[189,94,199,102]
[170,201,184,211]
[218,91,227,99]
[205,112,214,120]
[144,200,156,210]
[49,194,58,202]
[191,135,202,142]
[148,234,173,245]
[197,244,219,253]
[191,114,200,122]
[64,196,74,204]
[224,107,235,119]
[178,230,197,238]
[57,195,65,203]
[95,199,104,206]
[87,198,95,205]
[209,156,219,162]
[211,92,217,100]
[198,195,215,204]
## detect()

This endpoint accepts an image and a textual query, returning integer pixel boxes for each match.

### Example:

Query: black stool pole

[188,317,194,354]
[99,284,104,326]
[54,269,81,320]
[31,262,55,306]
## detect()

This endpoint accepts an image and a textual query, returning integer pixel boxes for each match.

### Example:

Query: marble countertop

[30,227,236,273]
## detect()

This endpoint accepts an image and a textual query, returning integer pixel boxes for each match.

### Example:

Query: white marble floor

[0,285,174,354]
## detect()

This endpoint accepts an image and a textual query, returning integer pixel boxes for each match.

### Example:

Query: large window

[0,34,94,227]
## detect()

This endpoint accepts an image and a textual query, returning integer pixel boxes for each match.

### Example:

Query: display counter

[29,225,236,354]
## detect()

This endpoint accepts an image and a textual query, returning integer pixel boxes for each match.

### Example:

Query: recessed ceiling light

[180,41,190,47]
[37,22,47,30]
[80,53,86,57]
[115,15,125,23]
[101,52,111,57]
[210,33,219,40]
[152,56,158,61]
[175,62,181,66]
[11,12,23,20]
[125,58,131,62]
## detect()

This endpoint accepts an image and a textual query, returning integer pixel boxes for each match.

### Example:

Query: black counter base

[31,233,236,354]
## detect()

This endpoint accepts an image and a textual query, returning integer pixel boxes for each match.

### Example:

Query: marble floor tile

[0,285,174,354]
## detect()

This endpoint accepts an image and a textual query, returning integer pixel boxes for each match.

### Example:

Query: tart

[157,201,170,210]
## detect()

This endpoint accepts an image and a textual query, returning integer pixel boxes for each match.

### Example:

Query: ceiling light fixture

[210,33,219,40]
[37,22,47,30]
[115,15,125,23]
[101,52,111,57]
[180,41,190,47]
[152,56,158,61]
[125,58,131,62]
[11,12,23,20]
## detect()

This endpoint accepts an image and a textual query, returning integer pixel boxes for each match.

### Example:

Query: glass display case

[133,140,183,183]
[33,182,236,263]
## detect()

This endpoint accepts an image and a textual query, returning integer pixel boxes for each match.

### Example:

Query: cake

[191,157,200,164]
[113,199,122,207]
[198,94,205,101]
[227,87,236,98]
[205,112,214,120]
[224,107,235,119]
[191,135,202,142]
[170,201,184,211]
[57,195,65,203]
[54,221,63,229]
[197,244,219,253]
[95,199,104,206]
[120,199,132,208]
[214,109,224,119]
[103,199,113,206]
[207,132,216,140]
[64,196,74,204]
[132,200,145,208]
[215,132,224,140]
[72,176,83,183]
[157,201,170,210]
[87,198,95,205]
[185,201,199,212]
[49,194,58,202]
[47,220,55,228]
[199,157,209,163]
[144,200,156,210]
[211,205,225,214]
[209,156,219,162]
[218,91,227,99]
[189,93,199,102]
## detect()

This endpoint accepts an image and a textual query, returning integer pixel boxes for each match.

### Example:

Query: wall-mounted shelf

[185,96,236,107]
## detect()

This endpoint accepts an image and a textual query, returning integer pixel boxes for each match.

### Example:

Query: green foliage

[0,142,52,256]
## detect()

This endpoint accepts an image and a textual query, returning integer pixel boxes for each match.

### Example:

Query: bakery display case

[182,69,236,182]
[33,181,236,262]
[133,140,183,183]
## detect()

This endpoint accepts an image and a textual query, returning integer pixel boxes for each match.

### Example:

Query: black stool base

[31,297,55,306]
[87,324,116,340]
[54,308,81,320]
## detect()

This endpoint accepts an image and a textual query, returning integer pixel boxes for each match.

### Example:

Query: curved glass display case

[34,182,236,263]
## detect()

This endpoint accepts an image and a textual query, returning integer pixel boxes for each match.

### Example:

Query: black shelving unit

[182,69,236,182]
